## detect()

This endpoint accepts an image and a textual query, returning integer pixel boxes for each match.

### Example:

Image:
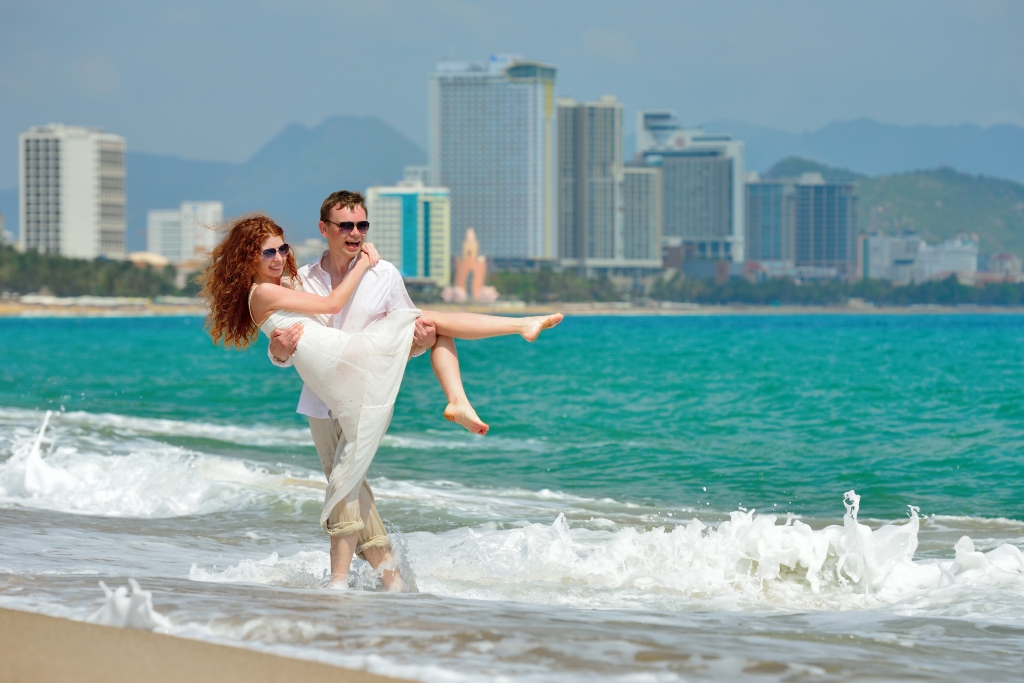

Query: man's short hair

[320,190,367,222]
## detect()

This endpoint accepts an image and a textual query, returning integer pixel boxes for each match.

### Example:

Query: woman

[200,214,562,534]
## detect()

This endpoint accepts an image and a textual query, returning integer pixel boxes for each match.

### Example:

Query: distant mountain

[124,116,426,251]
[765,157,1024,257]
[0,188,14,242]
[701,118,1024,183]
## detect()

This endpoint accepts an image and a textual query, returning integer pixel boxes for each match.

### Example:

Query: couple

[200,190,563,591]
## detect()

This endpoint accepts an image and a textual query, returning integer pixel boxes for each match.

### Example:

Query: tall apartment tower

[793,173,858,279]
[636,111,744,264]
[558,97,662,274]
[745,173,858,279]
[366,181,451,288]
[745,176,796,274]
[19,124,126,259]
[428,55,557,263]
[558,96,623,264]
[622,165,663,263]
[146,201,224,264]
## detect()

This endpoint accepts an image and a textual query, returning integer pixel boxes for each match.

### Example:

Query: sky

[2,0,1023,188]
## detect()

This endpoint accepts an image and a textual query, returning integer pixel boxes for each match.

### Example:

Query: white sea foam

[0,406,314,448]
[0,412,322,518]
[0,407,548,454]
[190,551,331,588]
[90,578,172,630]
[188,491,1024,616]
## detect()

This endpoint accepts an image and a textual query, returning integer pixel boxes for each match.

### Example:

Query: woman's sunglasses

[260,244,291,260]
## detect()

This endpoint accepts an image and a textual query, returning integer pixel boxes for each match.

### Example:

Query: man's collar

[316,250,358,275]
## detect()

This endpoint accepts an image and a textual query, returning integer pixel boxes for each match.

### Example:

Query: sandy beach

[0,607,407,683]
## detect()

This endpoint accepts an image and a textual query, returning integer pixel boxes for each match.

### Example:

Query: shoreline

[0,606,408,683]
[3,301,1024,318]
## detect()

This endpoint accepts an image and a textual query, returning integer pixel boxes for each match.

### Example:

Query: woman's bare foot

[328,576,349,590]
[521,313,564,342]
[444,402,489,435]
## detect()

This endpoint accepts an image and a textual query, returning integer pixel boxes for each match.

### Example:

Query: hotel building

[366,182,451,288]
[636,111,745,264]
[428,55,557,263]
[146,201,224,265]
[19,124,126,259]
[746,173,859,280]
[558,96,662,274]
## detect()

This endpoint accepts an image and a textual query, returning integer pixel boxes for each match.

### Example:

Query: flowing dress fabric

[258,308,420,530]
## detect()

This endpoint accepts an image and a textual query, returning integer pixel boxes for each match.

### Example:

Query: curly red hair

[199,213,300,348]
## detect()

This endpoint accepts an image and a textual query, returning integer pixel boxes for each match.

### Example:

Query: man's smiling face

[319,203,366,260]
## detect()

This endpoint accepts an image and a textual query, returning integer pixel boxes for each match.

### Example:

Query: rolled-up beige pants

[308,416,391,559]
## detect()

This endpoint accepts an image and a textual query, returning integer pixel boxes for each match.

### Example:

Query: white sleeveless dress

[255,303,421,531]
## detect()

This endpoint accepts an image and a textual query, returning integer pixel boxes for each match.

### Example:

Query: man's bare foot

[444,402,489,435]
[521,313,564,342]
[328,575,349,590]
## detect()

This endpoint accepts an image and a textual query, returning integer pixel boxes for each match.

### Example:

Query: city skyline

[2,1,1022,190]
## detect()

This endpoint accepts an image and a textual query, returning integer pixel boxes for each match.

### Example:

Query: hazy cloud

[71,57,122,97]
[1,0,1022,188]
[577,27,639,66]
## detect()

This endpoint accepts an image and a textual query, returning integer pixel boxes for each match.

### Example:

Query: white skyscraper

[146,201,223,264]
[637,112,745,263]
[19,124,126,259]
[428,55,557,262]
[366,182,451,288]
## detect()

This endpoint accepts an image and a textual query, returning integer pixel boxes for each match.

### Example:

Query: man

[268,190,437,590]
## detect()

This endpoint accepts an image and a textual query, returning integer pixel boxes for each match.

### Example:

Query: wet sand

[0,607,407,683]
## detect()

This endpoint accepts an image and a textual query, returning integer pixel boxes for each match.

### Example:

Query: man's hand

[269,323,303,362]
[413,317,437,350]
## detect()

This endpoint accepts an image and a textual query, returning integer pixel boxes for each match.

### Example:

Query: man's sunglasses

[325,220,370,234]
[260,244,291,260]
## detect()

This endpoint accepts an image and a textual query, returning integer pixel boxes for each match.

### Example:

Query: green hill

[764,157,1024,257]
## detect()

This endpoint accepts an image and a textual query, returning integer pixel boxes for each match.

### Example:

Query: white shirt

[268,252,419,419]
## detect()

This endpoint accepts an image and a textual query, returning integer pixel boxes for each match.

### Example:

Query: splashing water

[0,412,322,518]
[89,579,171,631]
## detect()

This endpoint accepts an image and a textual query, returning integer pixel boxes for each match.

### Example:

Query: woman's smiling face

[255,234,286,282]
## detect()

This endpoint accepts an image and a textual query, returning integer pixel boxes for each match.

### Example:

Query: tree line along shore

[4,244,1024,308]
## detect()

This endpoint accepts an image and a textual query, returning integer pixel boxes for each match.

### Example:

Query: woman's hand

[361,243,380,267]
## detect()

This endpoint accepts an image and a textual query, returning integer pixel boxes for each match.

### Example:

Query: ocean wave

[0,406,547,454]
[370,476,684,527]
[0,413,322,518]
[190,492,1024,616]
[0,406,314,449]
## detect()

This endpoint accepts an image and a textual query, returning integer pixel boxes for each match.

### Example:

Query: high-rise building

[745,176,796,274]
[793,173,858,279]
[558,96,623,263]
[19,124,126,259]
[146,201,223,264]
[366,181,451,288]
[558,97,661,273]
[636,111,745,263]
[746,172,859,279]
[428,55,557,262]
[622,165,663,263]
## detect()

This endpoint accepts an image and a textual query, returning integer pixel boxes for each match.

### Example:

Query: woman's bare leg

[431,336,488,435]
[421,310,563,342]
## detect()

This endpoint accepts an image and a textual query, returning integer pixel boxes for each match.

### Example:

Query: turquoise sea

[1,314,1023,681]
